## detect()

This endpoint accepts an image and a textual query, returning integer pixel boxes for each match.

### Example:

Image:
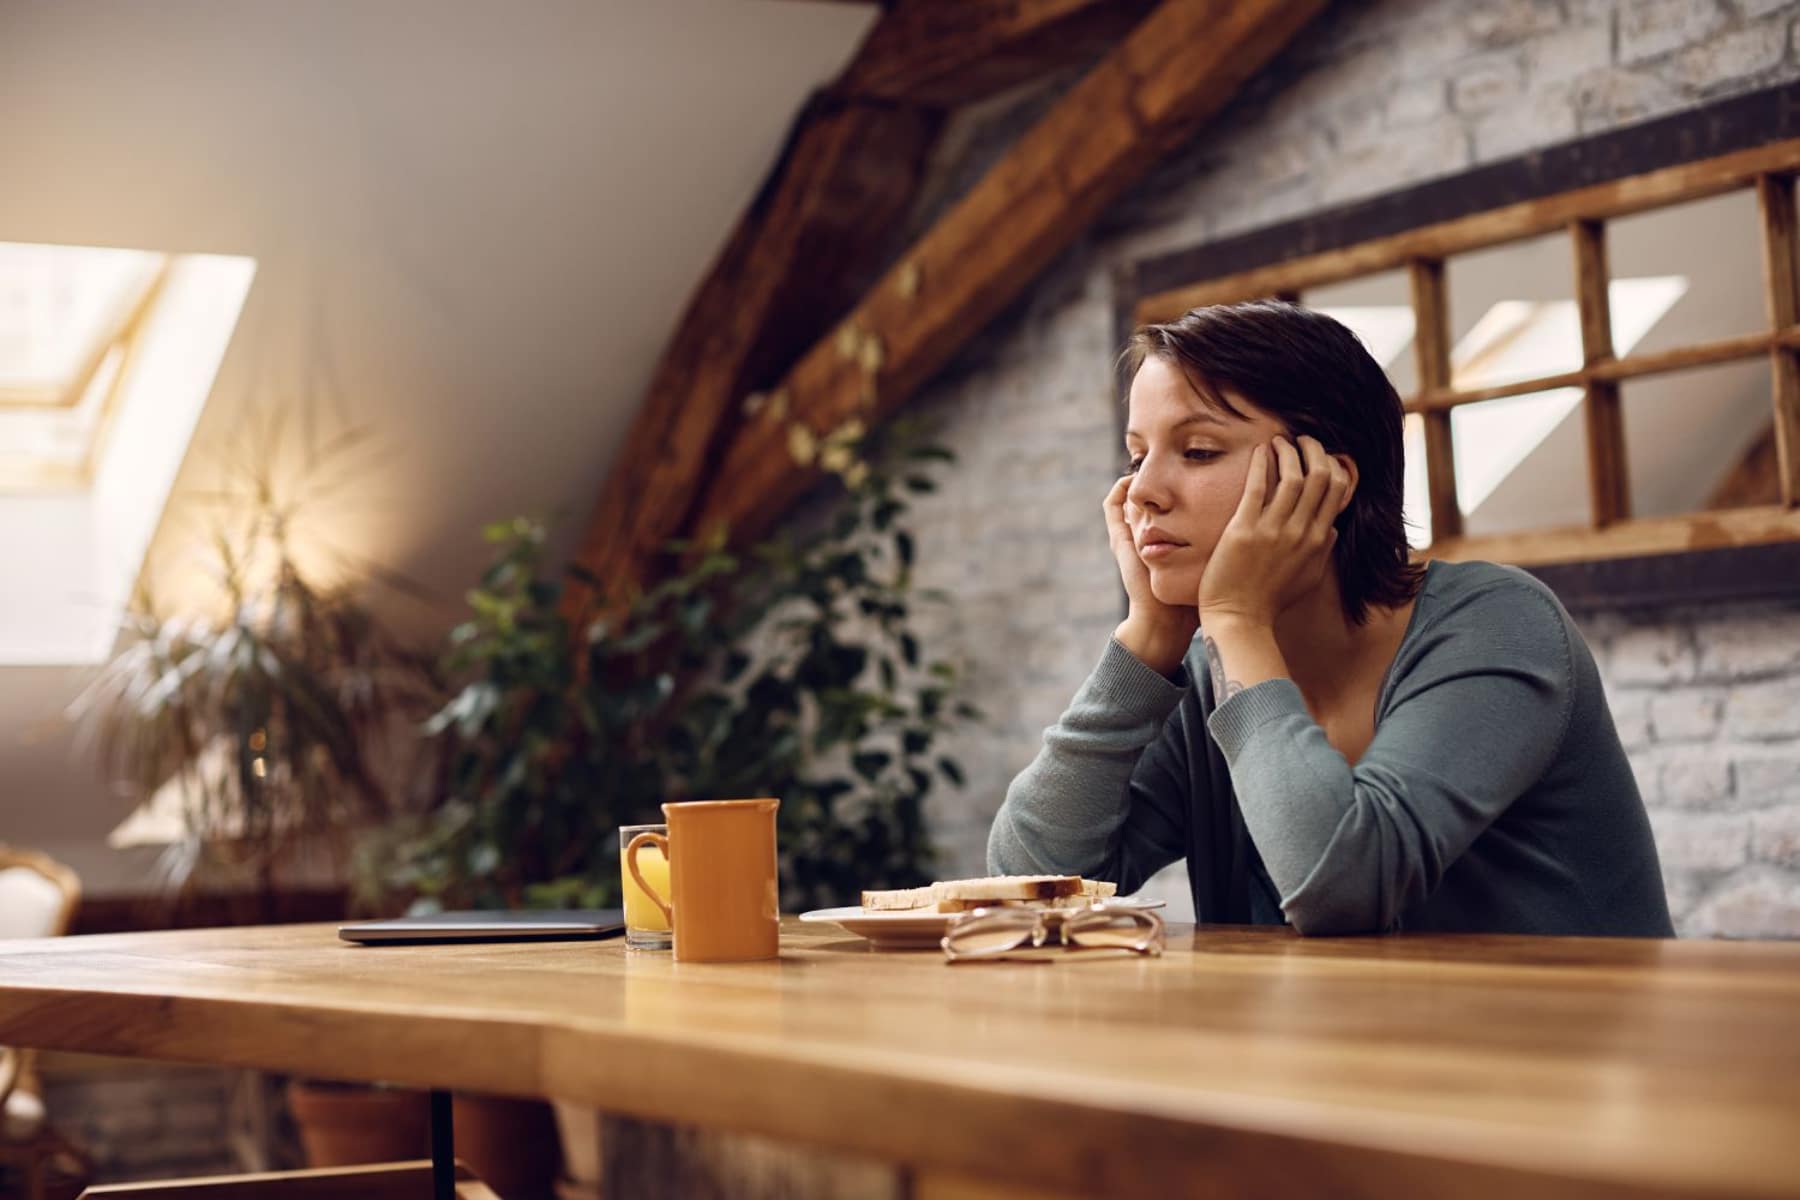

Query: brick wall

[38,1055,256,1185]
[895,0,1800,936]
[1582,602,1800,935]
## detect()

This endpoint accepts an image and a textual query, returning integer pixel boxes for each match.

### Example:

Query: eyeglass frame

[940,900,1166,963]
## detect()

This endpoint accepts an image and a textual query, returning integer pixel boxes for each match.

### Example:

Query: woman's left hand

[1197,435,1353,627]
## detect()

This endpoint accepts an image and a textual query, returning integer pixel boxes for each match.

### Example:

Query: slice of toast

[862,875,1108,912]
[934,893,1100,913]
[934,874,1083,902]
[860,884,935,911]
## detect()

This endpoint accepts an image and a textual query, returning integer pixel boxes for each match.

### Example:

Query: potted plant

[359,417,974,917]
[355,419,976,1196]
[70,418,446,1168]
[71,421,443,904]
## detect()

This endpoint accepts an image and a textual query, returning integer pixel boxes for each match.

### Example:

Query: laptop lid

[339,908,626,945]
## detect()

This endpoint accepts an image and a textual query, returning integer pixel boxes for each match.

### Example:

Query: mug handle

[625,831,673,927]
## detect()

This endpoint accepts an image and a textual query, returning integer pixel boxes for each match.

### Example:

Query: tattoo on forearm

[1203,635,1244,701]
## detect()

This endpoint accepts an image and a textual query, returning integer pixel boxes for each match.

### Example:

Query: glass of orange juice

[619,823,672,949]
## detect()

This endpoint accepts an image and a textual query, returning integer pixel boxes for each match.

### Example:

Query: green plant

[70,423,441,897]
[361,424,976,914]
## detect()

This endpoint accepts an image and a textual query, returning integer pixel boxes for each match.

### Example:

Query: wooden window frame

[1115,83,1800,608]
[0,261,168,492]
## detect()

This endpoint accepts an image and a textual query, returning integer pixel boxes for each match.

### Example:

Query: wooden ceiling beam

[686,0,1325,550]
[833,0,1161,108]
[563,95,938,618]
[565,0,1169,617]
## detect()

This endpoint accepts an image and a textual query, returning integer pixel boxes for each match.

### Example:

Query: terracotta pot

[550,1100,604,1187]
[285,1079,429,1166]
[452,1092,562,1200]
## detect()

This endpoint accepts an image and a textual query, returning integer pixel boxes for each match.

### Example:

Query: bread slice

[862,874,1109,913]
[934,893,1100,913]
[860,884,935,911]
[934,874,1082,902]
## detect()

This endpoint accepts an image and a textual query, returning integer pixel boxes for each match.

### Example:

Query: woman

[988,301,1672,936]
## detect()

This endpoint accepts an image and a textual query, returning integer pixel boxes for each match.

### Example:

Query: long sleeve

[1205,580,1575,935]
[987,637,1196,894]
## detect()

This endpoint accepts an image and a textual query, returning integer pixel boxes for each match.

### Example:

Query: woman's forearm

[1200,614,1291,701]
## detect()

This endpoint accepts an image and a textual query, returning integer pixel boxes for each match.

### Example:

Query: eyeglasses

[941,901,1166,963]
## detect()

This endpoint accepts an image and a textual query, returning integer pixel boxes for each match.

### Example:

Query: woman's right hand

[1104,475,1198,674]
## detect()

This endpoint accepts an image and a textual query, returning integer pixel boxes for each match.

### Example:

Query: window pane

[1609,189,1764,353]
[1452,387,1590,537]
[1301,269,1418,394]
[1622,357,1775,518]
[1298,271,1429,545]
[0,242,163,398]
[1446,232,1581,391]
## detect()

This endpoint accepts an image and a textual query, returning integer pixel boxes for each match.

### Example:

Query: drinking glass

[619,823,671,950]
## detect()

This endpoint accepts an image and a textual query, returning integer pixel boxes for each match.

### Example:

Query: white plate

[798,897,1167,950]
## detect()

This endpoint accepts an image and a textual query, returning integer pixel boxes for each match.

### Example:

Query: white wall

[0,0,877,889]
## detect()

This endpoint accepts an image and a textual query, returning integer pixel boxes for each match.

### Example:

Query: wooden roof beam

[833,0,1161,108]
[688,0,1326,549]
[565,0,1172,616]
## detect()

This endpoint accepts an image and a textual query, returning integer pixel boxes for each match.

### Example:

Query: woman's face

[1123,356,1288,608]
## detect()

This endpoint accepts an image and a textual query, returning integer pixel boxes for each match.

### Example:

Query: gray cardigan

[988,559,1674,937]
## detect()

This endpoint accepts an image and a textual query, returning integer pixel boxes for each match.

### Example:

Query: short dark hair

[1121,300,1425,626]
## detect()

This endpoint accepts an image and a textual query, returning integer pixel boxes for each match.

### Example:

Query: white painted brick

[1398,15,1483,72]
[1735,756,1800,807]
[1242,135,1317,189]
[1667,19,1789,90]
[1648,687,1725,742]
[1683,867,1800,938]
[1605,623,1697,685]
[1648,809,1750,871]
[1264,48,1398,132]
[1472,81,1580,159]
[1320,116,1470,207]
[1573,606,1628,646]
[1385,79,1447,128]
[1526,22,1617,85]
[1751,805,1800,867]
[1610,687,1653,749]
[1723,677,1800,741]
[1652,748,1734,809]
[1661,868,1707,921]
[1618,0,1728,64]
[1470,0,1569,45]
[1328,101,1387,156]
[1693,606,1800,679]
[1453,51,1530,114]
[1571,65,1686,128]
[1567,0,1621,23]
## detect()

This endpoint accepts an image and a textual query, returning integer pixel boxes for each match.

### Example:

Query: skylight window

[0,246,255,663]
[0,242,165,403]
[0,242,170,491]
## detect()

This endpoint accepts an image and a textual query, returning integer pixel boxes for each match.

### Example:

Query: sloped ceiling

[0,0,878,884]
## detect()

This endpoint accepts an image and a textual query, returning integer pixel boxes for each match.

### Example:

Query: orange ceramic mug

[625,798,780,962]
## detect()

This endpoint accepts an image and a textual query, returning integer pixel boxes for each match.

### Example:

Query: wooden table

[1,919,1798,1199]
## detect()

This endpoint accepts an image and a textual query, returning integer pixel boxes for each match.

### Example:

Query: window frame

[0,258,168,491]
[1115,83,1800,607]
